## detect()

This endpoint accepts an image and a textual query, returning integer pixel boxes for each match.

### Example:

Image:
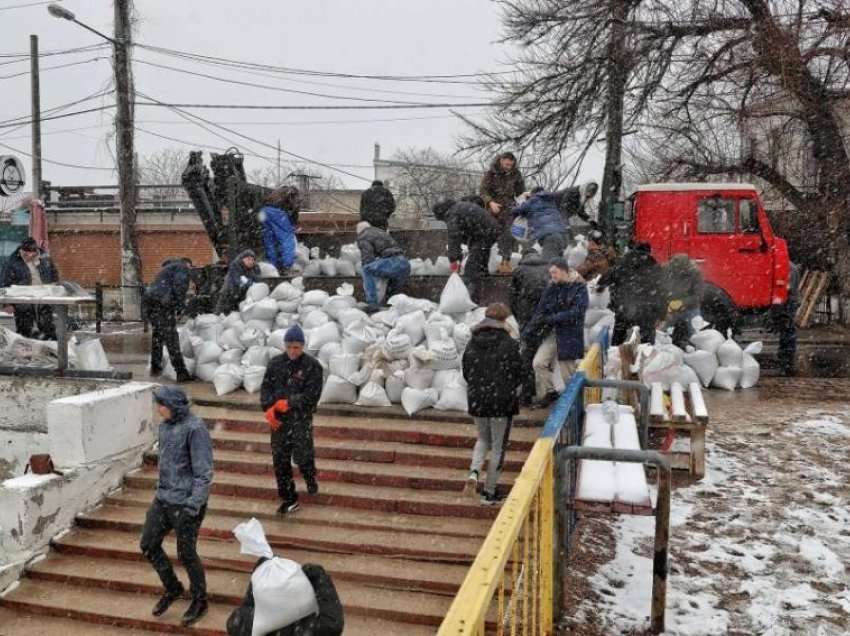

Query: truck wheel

[701,286,739,335]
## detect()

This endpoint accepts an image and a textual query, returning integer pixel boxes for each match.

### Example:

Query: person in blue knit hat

[259,324,324,514]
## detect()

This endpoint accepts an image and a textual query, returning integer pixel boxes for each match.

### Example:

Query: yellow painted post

[540,448,555,633]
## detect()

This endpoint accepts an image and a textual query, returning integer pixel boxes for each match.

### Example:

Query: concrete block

[47,382,157,469]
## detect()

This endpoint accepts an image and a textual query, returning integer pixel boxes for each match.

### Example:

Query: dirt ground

[558,381,850,636]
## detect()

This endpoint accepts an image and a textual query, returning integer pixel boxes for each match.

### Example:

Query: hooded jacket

[522,271,589,361]
[512,192,568,242]
[555,184,594,224]
[664,255,703,311]
[260,352,324,423]
[510,251,550,329]
[154,386,213,515]
[216,249,260,314]
[598,247,665,322]
[433,201,501,263]
[480,153,526,209]
[260,206,298,270]
[0,246,58,288]
[462,320,523,418]
[145,259,191,312]
[356,225,404,265]
[359,181,396,227]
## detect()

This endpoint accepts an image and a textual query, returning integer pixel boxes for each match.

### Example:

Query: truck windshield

[697,197,735,233]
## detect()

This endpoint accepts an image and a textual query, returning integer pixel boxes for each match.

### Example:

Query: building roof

[635,183,758,192]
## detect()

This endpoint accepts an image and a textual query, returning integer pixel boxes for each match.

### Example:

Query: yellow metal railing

[438,344,604,636]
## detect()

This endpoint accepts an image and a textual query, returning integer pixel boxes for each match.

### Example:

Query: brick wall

[49,226,216,287]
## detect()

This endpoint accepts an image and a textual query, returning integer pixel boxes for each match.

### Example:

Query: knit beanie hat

[284,325,305,344]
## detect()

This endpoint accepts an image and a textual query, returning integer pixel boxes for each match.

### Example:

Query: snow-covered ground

[561,396,850,635]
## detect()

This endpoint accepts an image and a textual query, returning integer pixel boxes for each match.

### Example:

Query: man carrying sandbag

[216,249,260,314]
[260,325,324,514]
[511,187,570,260]
[145,257,194,382]
[140,386,213,627]
[432,197,501,304]
[356,220,410,313]
[510,247,549,405]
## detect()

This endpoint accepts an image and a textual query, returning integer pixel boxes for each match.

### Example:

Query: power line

[133,112,484,126]
[0,89,114,128]
[0,0,59,12]
[0,56,108,80]
[134,100,493,111]
[0,43,108,59]
[0,105,116,130]
[0,140,113,171]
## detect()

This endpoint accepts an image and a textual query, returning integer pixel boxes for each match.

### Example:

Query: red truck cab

[629,183,790,326]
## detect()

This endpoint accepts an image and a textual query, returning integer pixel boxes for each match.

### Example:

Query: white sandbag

[270,281,303,302]
[219,327,244,350]
[434,382,468,412]
[434,256,451,276]
[396,310,427,346]
[655,343,685,367]
[585,308,614,329]
[251,557,318,636]
[243,365,267,394]
[404,364,435,390]
[683,349,718,388]
[355,379,391,407]
[335,259,357,277]
[277,300,301,314]
[319,375,357,404]
[162,356,196,382]
[302,289,330,306]
[267,329,287,351]
[343,318,382,353]
[388,294,421,316]
[309,246,321,260]
[245,319,274,334]
[432,369,466,391]
[223,312,244,328]
[195,341,223,365]
[194,315,223,343]
[246,282,271,302]
[302,310,330,330]
[421,258,438,276]
[319,256,338,277]
[712,366,742,391]
[213,363,244,396]
[371,309,398,328]
[383,330,412,360]
[219,348,244,365]
[75,338,111,371]
[242,345,271,367]
[323,295,357,320]
[239,327,266,349]
[257,262,279,278]
[425,313,455,347]
[274,312,298,330]
[195,361,218,383]
[428,336,460,370]
[339,243,361,265]
[302,260,321,277]
[401,387,438,416]
[409,258,426,276]
[452,323,472,353]
[717,330,744,368]
[347,363,374,387]
[178,328,195,358]
[337,307,368,330]
[294,243,310,267]
[677,364,700,388]
[462,307,488,328]
[307,322,340,351]
[567,243,588,269]
[241,297,279,322]
[438,273,477,315]
[740,342,762,389]
[385,370,405,403]
[690,328,725,354]
[329,353,360,379]
[639,347,682,390]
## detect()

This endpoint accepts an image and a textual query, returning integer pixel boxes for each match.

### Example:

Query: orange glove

[274,399,290,414]
[265,407,281,431]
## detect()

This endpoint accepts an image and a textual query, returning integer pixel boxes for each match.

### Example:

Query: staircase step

[210,428,528,472]
[78,504,481,563]
[107,487,491,540]
[25,553,454,627]
[0,579,434,636]
[0,609,153,635]
[126,468,501,519]
[143,448,517,492]
[52,528,471,595]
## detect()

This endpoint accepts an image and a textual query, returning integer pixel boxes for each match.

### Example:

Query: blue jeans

[361,256,411,305]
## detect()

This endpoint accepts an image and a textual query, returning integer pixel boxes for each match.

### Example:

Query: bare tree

[137,148,187,200]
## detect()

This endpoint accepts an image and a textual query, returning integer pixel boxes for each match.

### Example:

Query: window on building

[697,197,735,234]
[739,199,760,233]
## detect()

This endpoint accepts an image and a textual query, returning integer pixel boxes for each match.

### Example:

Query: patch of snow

[791,416,850,437]
[1,473,57,489]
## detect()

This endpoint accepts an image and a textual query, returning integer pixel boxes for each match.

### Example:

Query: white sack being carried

[683,349,718,388]
[195,341,224,365]
[248,543,319,636]
[219,348,244,365]
[257,262,279,278]
[396,310,427,346]
[323,295,357,320]
[434,381,468,412]
[196,361,218,383]
[242,346,271,367]
[241,297,279,322]
[213,363,244,396]
[712,366,742,391]
[335,259,357,277]
[302,310,330,330]
[329,353,360,380]
[740,341,763,389]
[319,375,357,404]
[307,322,341,351]
[690,328,725,354]
[271,281,302,302]
[302,289,330,306]
[401,387,438,416]
[567,243,588,269]
[385,370,405,403]
[243,365,267,394]
[439,273,477,315]
[717,330,744,368]
[246,282,271,302]
[75,338,111,371]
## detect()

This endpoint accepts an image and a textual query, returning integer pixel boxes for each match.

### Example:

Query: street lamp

[47,2,142,320]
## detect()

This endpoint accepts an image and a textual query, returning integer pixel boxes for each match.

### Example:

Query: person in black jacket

[216,249,259,314]
[145,257,194,381]
[432,198,501,304]
[260,325,324,514]
[462,303,523,505]
[480,152,526,273]
[0,237,60,339]
[226,560,344,636]
[510,249,550,404]
[356,221,410,311]
[662,253,704,349]
[359,180,396,230]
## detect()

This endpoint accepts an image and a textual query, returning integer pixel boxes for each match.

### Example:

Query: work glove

[265,407,281,431]
[449,261,460,273]
[273,399,290,414]
[667,299,683,313]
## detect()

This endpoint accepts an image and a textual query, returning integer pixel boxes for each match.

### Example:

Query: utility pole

[600,0,628,239]
[114,0,142,320]
[30,34,42,199]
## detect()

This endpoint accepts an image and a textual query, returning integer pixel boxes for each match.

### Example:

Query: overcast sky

[0,0,601,191]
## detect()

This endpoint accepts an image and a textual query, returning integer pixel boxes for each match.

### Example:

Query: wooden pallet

[796,270,829,328]
[649,382,708,478]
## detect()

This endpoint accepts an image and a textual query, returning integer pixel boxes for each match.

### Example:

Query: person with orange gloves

[259,325,324,514]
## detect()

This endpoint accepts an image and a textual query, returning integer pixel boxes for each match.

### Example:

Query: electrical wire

[133,100,493,111]
[0,140,114,171]
[0,88,114,128]
[0,56,108,80]
[0,0,61,12]
[0,43,109,59]
[0,105,116,131]
[133,112,484,126]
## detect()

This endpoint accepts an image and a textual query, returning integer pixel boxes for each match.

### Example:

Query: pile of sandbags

[584,276,615,347]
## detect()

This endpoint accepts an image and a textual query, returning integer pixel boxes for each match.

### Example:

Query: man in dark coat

[480,152,526,272]
[0,237,60,339]
[432,198,501,304]
[512,188,570,260]
[356,221,410,310]
[260,325,324,514]
[557,182,598,231]
[140,386,213,627]
[577,230,616,281]
[598,243,665,346]
[662,253,704,349]
[216,249,259,314]
[773,262,800,376]
[510,249,550,404]
[226,561,344,636]
[462,303,523,505]
[145,257,193,381]
[359,180,396,230]
[522,259,588,408]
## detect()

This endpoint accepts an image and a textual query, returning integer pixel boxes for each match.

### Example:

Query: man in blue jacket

[145,258,193,382]
[260,186,300,273]
[140,386,213,627]
[521,258,588,408]
[512,187,570,260]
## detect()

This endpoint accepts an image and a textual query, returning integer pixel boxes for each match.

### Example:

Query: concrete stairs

[0,402,541,634]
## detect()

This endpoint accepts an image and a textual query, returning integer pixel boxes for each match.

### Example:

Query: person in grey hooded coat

[216,249,259,314]
[140,386,213,627]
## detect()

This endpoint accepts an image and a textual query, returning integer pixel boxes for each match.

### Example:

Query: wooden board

[797,271,829,328]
